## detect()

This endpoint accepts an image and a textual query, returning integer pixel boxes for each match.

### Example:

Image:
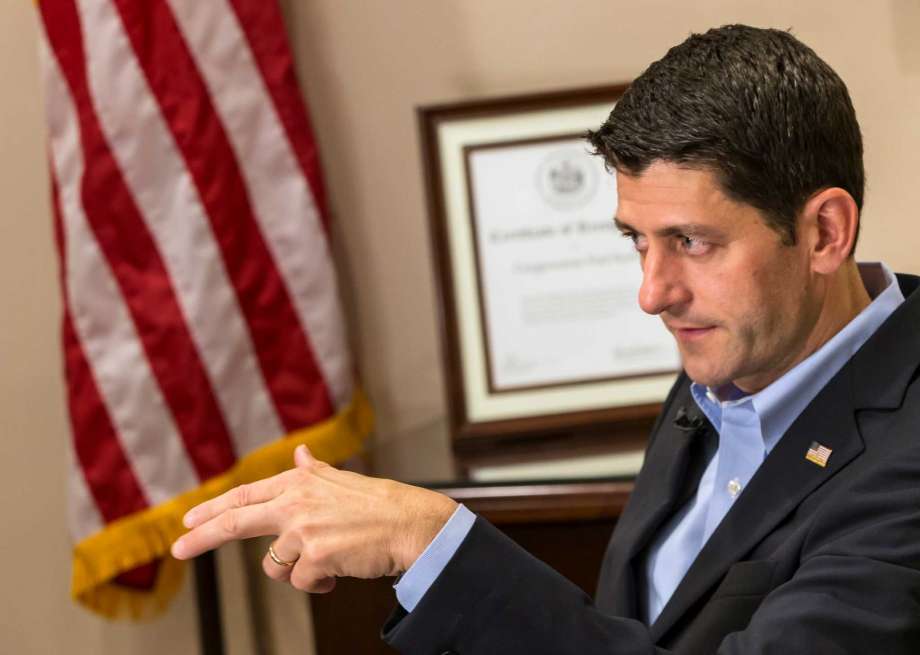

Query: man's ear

[799,187,860,275]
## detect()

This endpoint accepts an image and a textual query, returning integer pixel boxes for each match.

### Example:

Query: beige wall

[281,0,920,441]
[2,1,918,653]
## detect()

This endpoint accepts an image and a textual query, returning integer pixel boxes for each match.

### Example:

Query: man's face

[615,162,819,392]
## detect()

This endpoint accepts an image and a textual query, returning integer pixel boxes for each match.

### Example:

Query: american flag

[37,0,372,617]
[805,442,833,468]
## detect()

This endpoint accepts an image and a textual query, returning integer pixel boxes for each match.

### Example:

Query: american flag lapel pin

[805,442,832,468]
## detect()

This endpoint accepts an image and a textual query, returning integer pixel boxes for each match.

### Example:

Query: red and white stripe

[38,0,353,544]
[166,0,353,411]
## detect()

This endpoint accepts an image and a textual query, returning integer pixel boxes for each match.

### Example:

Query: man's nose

[638,250,689,315]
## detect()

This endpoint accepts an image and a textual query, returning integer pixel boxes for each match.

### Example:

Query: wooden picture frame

[418,85,679,446]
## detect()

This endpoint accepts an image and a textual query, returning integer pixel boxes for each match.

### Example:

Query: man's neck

[805,260,872,354]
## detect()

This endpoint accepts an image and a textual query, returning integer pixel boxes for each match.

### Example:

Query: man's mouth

[667,324,716,341]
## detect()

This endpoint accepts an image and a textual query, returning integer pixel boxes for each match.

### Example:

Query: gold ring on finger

[268,542,298,567]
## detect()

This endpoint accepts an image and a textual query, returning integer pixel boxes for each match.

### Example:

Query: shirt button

[727,477,742,498]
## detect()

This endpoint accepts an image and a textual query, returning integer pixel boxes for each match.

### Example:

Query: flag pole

[194,552,225,655]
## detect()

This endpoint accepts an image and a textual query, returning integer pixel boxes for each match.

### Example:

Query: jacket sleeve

[381,516,667,655]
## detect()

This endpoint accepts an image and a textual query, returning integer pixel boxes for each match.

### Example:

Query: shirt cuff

[393,503,476,612]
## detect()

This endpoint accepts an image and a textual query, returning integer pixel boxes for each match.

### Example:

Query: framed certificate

[418,85,680,444]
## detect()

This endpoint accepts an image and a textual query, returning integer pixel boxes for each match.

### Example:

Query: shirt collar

[690,262,904,453]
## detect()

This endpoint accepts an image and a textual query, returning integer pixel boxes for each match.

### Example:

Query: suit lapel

[598,386,713,620]
[623,417,709,561]
[649,362,865,640]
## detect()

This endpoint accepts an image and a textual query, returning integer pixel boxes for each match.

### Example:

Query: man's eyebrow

[613,217,726,239]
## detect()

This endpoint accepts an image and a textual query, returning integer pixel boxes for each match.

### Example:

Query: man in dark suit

[172,25,920,653]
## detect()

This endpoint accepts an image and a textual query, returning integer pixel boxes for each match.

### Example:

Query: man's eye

[678,235,710,255]
[621,232,647,252]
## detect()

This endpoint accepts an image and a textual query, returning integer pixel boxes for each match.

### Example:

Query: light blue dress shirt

[396,263,904,617]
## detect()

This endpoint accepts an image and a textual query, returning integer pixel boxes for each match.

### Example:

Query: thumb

[294,444,316,468]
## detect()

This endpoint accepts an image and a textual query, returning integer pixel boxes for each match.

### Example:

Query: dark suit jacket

[383,274,920,654]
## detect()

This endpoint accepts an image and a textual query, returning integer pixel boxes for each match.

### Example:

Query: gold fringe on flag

[72,387,374,619]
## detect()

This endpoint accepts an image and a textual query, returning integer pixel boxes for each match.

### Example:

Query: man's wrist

[396,487,458,572]
[393,504,476,612]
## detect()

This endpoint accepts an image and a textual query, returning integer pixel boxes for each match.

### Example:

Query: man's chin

[681,362,732,389]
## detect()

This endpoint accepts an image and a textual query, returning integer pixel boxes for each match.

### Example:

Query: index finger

[182,469,296,528]
[171,503,281,559]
